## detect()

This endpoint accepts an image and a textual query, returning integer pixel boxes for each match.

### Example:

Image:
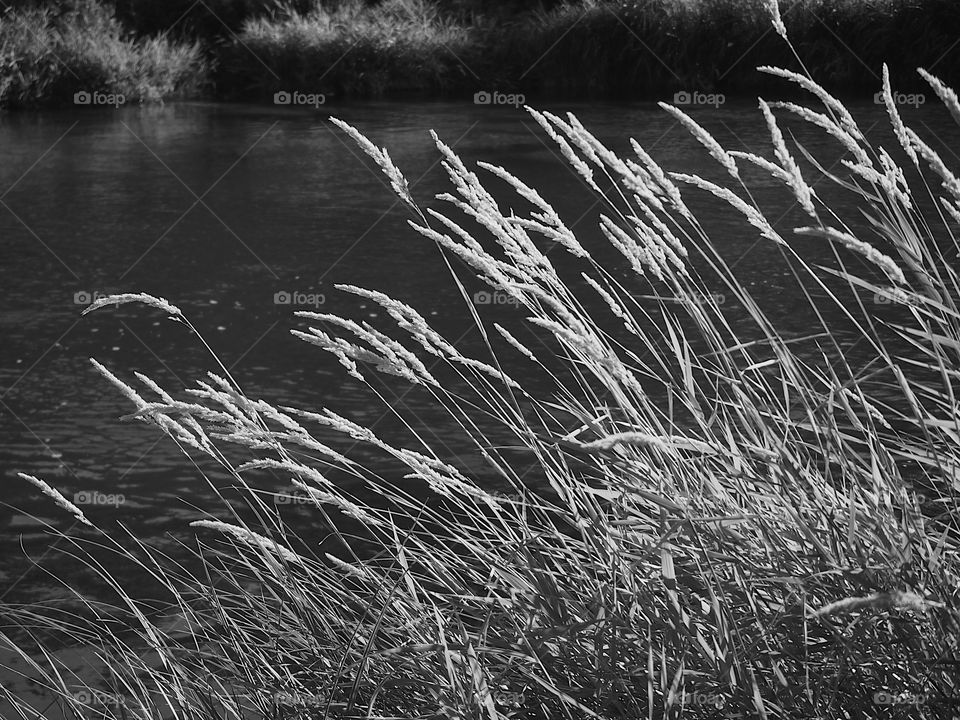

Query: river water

[0,97,955,612]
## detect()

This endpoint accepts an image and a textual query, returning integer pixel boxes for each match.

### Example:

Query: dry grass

[218,0,473,99]
[5,7,960,719]
[219,0,960,100]
[0,0,207,108]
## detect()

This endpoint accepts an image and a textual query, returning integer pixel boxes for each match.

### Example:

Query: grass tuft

[0,0,207,108]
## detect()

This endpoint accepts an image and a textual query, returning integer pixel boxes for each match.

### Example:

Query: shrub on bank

[218,0,960,101]
[496,0,960,97]
[5,0,960,105]
[113,0,316,43]
[217,0,474,100]
[0,0,207,108]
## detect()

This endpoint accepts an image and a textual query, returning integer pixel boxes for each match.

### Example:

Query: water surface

[1,97,955,608]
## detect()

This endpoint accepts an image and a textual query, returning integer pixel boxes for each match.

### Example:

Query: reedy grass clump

[217,0,473,100]
[8,13,960,720]
[218,0,960,101]
[490,0,960,97]
[0,0,207,108]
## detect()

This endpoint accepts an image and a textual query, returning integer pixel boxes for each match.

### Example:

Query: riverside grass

[9,17,960,720]
[6,0,960,106]
[0,0,206,108]
[218,0,960,101]
[217,0,474,99]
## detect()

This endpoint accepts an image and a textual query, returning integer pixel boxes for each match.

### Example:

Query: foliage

[220,0,960,100]
[217,0,474,99]
[0,0,207,107]
[112,0,315,43]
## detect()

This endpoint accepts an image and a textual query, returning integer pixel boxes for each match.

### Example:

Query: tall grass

[491,0,960,97]
[7,0,960,105]
[217,0,474,99]
[8,11,960,720]
[0,0,207,108]
[220,0,960,100]
[113,0,316,43]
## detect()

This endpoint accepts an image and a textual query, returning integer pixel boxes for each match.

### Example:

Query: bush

[488,0,960,98]
[216,0,960,101]
[113,0,315,42]
[217,0,474,99]
[0,0,208,107]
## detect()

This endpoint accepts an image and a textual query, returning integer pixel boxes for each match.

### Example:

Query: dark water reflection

[1,98,957,606]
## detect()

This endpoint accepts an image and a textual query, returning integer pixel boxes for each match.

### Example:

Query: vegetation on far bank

[3,0,960,107]
[218,0,960,102]
[0,0,204,108]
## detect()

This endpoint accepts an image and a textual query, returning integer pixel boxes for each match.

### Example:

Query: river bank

[217,0,960,102]
[2,0,960,108]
